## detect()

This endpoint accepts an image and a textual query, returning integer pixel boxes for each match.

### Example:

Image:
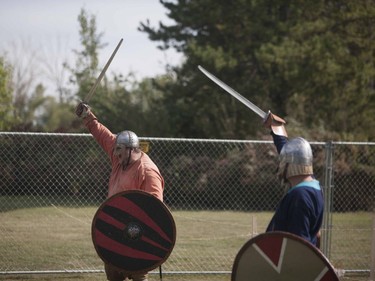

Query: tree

[130,75,175,137]
[65,8,107,104]
[0,57,13,130]
[141,0,265,139]
[140,0,375,141]
[1,40,75,132]
[256,0,375,141]
[64,7,122,133]
[66,8,174,137]
[5,43,43,131]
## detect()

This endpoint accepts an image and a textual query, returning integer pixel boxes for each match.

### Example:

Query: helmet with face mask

[116,131,139,149]
[277,137,313,181]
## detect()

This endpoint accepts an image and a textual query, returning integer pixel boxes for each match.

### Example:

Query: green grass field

[0,201,372,281]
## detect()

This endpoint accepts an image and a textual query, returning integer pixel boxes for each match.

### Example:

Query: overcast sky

[0,0,183,92]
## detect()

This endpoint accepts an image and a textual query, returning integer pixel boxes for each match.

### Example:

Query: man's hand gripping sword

[76,38,123,118]
[198,65,287,137]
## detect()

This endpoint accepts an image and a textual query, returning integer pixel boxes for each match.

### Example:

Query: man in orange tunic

[76,102,164,281]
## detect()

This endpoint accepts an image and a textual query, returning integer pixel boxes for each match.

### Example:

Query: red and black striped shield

[232,231,339,281]
[92,190,176,273]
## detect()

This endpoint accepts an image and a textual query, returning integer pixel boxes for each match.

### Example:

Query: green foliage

[256,0,375,141]
[8,82,76,132]
[0,57,13,130]
[10,83,48,131]
[65,9,174,137]
[1,49,76,132]
[36,97,77,132]
[140,0,375,141]
[3,2,375,140]
[65,8,107,102]
[120,75,175,137]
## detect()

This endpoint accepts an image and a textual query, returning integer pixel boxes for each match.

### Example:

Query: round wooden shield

[92,190,176,273]
[232,231,339,281]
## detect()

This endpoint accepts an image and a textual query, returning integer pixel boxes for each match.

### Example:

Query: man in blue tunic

[263,112,324,247]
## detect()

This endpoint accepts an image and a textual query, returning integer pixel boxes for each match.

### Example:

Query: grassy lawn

[0,272,231,281]
[0,198,372,281]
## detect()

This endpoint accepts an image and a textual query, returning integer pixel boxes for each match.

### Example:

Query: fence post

[371,211,375,280]
[321,141,334,258]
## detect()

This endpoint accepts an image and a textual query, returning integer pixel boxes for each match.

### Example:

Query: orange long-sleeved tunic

[83,112,164,201]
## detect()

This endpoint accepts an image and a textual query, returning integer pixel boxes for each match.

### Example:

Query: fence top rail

[0,132,374,145]
[0,132,272,144]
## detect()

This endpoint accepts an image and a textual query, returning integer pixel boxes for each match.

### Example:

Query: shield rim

[91,190,176,274]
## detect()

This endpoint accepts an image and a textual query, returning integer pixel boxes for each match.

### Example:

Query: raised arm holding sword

[76,39,173,281]
[198,65,323,247]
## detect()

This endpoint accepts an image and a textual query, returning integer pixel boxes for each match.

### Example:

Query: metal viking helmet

[116,130,140,149]
[278,137,313,179]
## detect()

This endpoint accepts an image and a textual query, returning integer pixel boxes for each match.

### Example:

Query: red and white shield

[232,231,339,281]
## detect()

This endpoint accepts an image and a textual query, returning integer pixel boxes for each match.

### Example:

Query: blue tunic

[266,133,324,246]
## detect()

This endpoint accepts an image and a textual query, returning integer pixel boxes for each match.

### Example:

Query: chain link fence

[0,132,374,278]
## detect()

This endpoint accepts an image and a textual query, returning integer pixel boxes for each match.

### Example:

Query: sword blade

[198,65,267,119]
[84,38,124,103]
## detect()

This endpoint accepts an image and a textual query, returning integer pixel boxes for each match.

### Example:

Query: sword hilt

[263,111,288,137]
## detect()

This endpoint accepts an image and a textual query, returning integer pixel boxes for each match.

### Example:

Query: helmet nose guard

[116,131,140,149]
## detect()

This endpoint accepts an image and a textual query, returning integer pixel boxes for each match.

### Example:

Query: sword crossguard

[263,111,286,125]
